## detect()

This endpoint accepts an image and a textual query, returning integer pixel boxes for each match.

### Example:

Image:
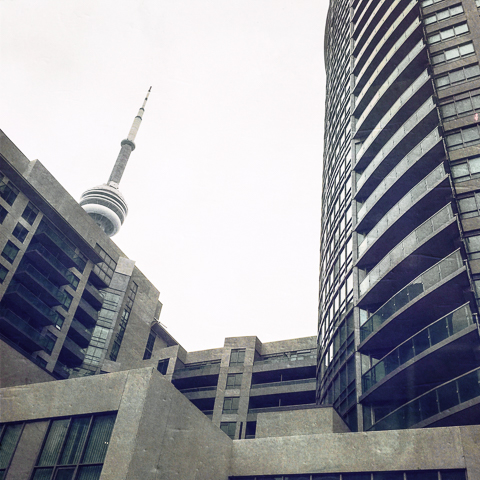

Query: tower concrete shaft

[108,87,151,186]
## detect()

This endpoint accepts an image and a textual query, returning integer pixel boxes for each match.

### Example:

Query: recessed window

[431,42,475,65]
[229,349,246,366]
[12,223,28,243]
[0,205,7,224]
[44,332,57,355]
[143,332,156,360]
[424,4,463,25]
[435,64,480,90]
[457,194,480,219]
[1,241,19,263]
[0,423,23,478]
[0,264,8,283]
[451,155,480,183]
[69,275,79,291]
[421,0,446,6]
[21,202,39,225]
[223,397,240,414]
[445,125,480,151]
[61,290,73,310]
[427,22,468,45]
[220,421,236,439]
[440,92,480,121]
[0,180,19,206]
[31,413,116,480]
[157,359,169,375]
[226,373,243,389]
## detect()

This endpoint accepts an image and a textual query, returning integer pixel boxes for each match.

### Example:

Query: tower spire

[108,87,152,187]
[79,88,152,237]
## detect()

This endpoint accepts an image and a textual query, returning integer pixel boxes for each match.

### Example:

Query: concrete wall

[0,341,56,388]
[255,407,350,438]
[230,426,475,477]
[0,367,232,480]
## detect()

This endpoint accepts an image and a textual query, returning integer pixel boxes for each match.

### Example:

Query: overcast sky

[0,0,327,351]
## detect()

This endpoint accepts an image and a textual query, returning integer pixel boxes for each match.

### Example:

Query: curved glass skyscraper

[318,0,480,432]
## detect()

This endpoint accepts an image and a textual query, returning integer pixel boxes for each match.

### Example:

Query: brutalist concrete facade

[0,130,163,384]
[318,0,480,433]
[0,368,478,480]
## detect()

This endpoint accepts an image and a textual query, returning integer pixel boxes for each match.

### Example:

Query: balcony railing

[355,70,430,165]
[4,282,64,327]
[75,297,99,326]
[362,303,474,392]
[82,281,103,309]
[360,250,464,342]
[356,39,425,130]
[370,366,480,431]
[68,318,93,348]
[254,352,316,365]
[16,262,70,307]
[359,204,454,297]
[358,163,446,258]
[174,361,221,373]
[248,403,316,414]
[26,243,78,288]
[250,378,316,389]
[356,18,421,100]
[179,385,218,393]
[61,336,86,365]
[0,306,49,352]
[356,128,441,220]
[35,221,86,271]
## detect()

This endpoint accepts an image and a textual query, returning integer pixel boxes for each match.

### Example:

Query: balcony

[180,386,218,401]
[59,336,86,366]
[355,40,427,136]
[67,318,93,348]
[3,282,64,327]
[355,129,443,228]
[82,282,103,310]
[249,378,316,398]
[357,163,450,267]
[52,361,71,379]
[15,262,70,307]
[369,366,480,431]
[75,297,98,327]
[25,243,77,288]
[248,393,316,414]
[358,204,458,305]
[362,303,478,401]
[0,306,48,353]
[355,0,418,84]
[355,17,423,99]
[34,221,86,271]
[173,362,221,379]
[355,96,437,172]
[359,250,468,353]
[354,0,416,63]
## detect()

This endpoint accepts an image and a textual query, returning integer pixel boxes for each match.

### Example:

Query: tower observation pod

[79,87,151,236]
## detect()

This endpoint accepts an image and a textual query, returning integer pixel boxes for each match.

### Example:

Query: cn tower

[79,87,151,236]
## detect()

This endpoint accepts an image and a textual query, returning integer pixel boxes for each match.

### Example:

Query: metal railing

[362,303,474,392]
[251,378,316,389]
[359,204,454,297]
[371,366,480,431]
[360,250,464,341]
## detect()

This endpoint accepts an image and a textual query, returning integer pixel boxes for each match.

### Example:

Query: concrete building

[318,0,480,433]
[0,368,478,479]
[2,0,480,476]
[1,127,478,479]
[0,129,163,384]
